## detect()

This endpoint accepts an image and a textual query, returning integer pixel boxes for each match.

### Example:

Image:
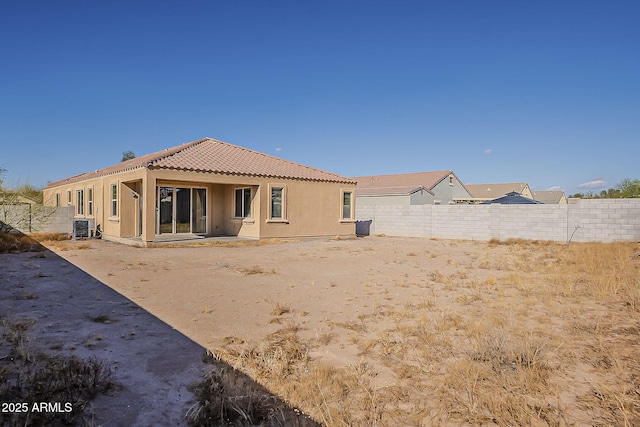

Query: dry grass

[0,231,46,253]
[202,240,640,426]
[239,265,277,275]
[28,231,70,242]
[270,302,292,316]
[0,316,117,426]
[158,238,296,249]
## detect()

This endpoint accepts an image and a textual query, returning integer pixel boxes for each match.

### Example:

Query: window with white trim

[342,190,353,220]
[76,190,84,215]
[234,188,252,218]
[87,187,93,216]
[110,184,118,217]
[67,191,72,205]
[269,186,285,220]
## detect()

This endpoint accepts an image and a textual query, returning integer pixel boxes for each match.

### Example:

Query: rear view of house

[43,138,356,244]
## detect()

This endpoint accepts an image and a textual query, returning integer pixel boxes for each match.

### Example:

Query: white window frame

[341,189,354,221]
[76,189,84,215]
[67,190,72,205]
[110,184,118,217]
[87,187,94,216]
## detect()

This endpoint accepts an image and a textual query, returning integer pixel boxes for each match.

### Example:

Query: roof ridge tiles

[46,137,353,188]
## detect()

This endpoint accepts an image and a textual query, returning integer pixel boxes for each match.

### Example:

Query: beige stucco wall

[521,185,533,199]
[43,168,147,241]
[44,167,356,242]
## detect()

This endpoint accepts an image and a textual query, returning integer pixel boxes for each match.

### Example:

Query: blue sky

[1,1,638,194]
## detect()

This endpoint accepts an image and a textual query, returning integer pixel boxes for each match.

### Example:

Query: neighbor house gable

[353,170,469,205]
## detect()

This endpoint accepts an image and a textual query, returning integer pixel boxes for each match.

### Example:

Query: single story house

[481,191,543,204]
[43,137,357,244]
[462,182,533,204]
[532,190,567,204]
[352,170,471,205]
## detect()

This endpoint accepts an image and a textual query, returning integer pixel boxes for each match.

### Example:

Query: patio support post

[141,174,156,243]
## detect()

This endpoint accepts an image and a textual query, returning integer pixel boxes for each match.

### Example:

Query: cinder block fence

[356,199,640,243]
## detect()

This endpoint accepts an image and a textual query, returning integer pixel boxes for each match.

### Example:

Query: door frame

[156,185,207,235]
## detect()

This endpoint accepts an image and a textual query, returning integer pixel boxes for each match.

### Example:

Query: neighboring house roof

[47,138,355,187]
[356,185,435,197]
[465,183,530,199]
[353,170,460,194]
[532,190,566,204]
[481,191,543,204]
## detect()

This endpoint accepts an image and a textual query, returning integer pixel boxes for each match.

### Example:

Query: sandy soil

[4,236,639,425]
[49,237,486,367]
[0,249,211,426]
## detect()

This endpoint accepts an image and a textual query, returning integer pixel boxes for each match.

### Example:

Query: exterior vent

[72,219,94,239]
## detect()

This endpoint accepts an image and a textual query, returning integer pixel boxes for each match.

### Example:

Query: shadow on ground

[0,227,319,426]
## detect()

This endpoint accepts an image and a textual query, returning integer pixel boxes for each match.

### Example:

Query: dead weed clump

[0,316,118,426]
[239,265,277,275]
[187,361,318,427]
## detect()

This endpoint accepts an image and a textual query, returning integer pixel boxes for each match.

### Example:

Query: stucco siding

[409,190,435,205]
[431,177,471,204]
[45,167,355,242]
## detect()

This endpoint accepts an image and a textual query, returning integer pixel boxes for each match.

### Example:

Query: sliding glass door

[158,187,173,234]
[175,188,191,233]
[192,188,207,234]
[157,186,207,234]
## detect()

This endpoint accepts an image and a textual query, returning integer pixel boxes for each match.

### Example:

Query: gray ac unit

[72,219,94,239]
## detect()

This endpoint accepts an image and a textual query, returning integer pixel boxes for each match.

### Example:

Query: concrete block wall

[567,199,640,243]
[1,205,74,234]
[40,206,74,234]
[494,205,567,242]
[356,199,640,243]
[431,205,492,240]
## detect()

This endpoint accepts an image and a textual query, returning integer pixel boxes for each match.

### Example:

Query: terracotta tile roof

[465,183,529,199]
[47,138,354,187]
[353,170,454,192]
[356,185,434,196]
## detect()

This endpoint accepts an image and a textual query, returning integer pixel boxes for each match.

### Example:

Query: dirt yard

[7,235,640,425]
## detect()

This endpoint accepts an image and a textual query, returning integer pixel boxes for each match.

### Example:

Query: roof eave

[147,165,355,184]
